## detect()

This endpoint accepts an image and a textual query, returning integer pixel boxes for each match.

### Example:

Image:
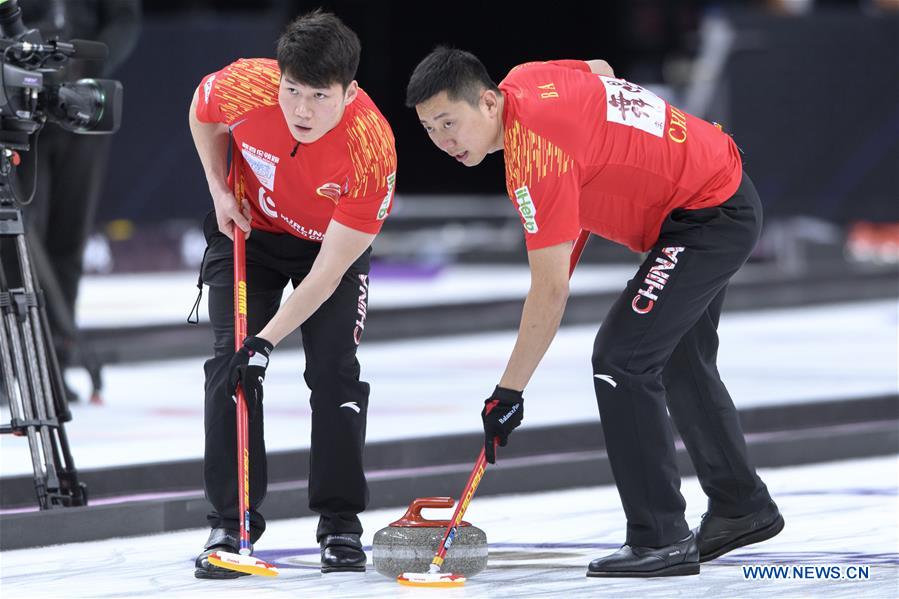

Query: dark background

[34,1,899,227]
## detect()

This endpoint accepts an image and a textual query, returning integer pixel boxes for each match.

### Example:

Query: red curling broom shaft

[429,229,591,573]
[232,149,252,555]
[233,226,251,555]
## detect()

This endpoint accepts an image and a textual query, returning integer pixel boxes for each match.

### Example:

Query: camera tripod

[0,145,86,508]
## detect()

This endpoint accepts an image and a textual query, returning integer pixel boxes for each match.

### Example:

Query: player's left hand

[228,336,273,418]
[481,386,524,464]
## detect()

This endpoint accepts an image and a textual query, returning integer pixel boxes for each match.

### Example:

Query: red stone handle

[403,497,454,521]
[389,496,471,528]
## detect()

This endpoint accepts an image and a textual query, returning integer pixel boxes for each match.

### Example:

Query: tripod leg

[36,281,73,424]
[0,245,53,508]
[0,298,50,506]
[36,289,86,504]
[0,208,87,508]
[16,234,64,478]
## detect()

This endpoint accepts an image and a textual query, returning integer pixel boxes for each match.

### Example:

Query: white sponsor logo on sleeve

[377,171,396,220]
[514,186,538,233]
[203,74,215,105]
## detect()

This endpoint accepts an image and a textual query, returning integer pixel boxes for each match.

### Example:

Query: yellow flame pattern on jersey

[346,108,397,198]
[214,59,280,124]
[503,120,572,194]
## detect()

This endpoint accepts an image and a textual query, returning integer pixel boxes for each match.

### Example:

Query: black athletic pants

[592,172,772,547]
[200,211,371,542]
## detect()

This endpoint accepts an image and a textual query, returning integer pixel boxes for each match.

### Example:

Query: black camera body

[0,0,123,150]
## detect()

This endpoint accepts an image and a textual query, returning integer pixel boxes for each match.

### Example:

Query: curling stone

[372,497,488,579]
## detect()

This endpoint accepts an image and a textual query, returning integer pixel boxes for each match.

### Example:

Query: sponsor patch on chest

[240,143,280,191]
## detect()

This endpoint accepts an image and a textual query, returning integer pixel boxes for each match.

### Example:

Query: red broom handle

[429,229,590,572]
[232,154,252,555]
[570,229,590,276]
[428,445,490,571]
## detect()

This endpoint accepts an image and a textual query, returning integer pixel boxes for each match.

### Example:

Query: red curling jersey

[195,58,397,241]
[500,60,742,252]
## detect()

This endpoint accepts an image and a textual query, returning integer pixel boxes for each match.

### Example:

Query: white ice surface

[1,300,897,476]
[1,456,896,598]
[74,265,638,328]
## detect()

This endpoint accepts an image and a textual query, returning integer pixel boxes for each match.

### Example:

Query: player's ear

[482,88,500,117]
[344,81,359,105]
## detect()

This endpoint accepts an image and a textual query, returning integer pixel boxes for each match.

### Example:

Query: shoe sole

[321,565,366,574]
[700,515,785,563]
[586,562,700,578]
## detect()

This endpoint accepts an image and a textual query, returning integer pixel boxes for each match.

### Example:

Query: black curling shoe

[694,501,785,563]
[587,533,700,578]
[194,528,251,579]
[320,533,366,573]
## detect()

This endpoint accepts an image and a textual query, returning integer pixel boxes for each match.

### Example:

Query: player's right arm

[188,86,251,240]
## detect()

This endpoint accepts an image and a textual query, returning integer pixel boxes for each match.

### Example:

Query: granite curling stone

[373,497,488,579]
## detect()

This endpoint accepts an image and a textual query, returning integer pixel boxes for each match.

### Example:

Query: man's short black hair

[277,9,360,89]
[405,47,499,108]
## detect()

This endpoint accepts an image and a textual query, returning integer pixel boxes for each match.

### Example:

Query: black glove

[481,386,524,464]
[228,336,273,418]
